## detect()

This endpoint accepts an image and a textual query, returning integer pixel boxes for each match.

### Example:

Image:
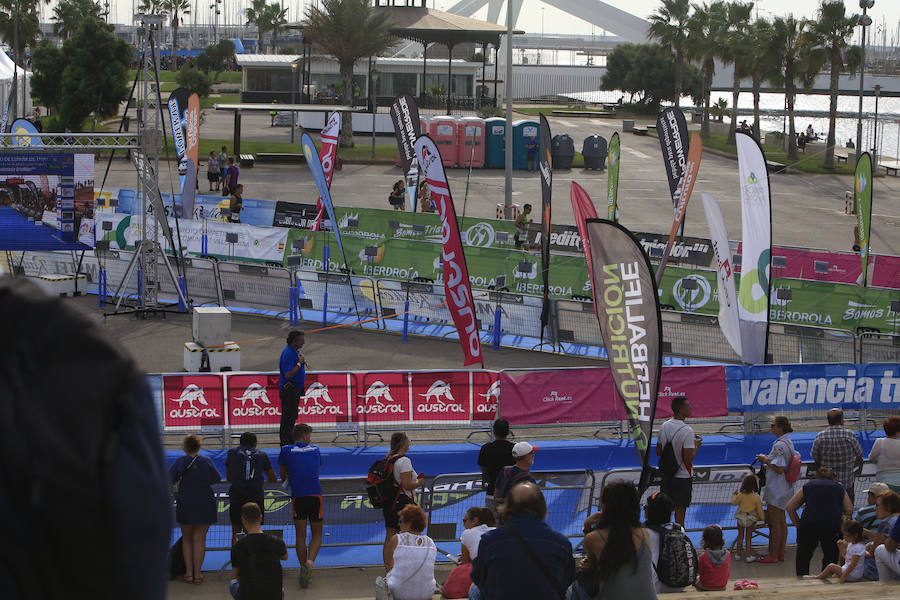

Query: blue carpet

[0,207,91,250]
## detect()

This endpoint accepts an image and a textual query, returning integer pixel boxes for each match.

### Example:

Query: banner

[736,244,865,285]
[655,131,702,286]
[571,182,599,284]
[9,118,41,147]
[186,93,200,183]
[606,132,620,220]
[390,94,422,177]
[702,192,742,359]
[538,114,553,335]
[167,87,190,189]
[181,158,196,220]
[415,135,483,367]
[410,371,471,422]
[162,374,226,430]
[657,107,690,225]
[301,132,350,273]
[726,363,900,412]
[499,366,727,425]
[354,371,411,423]
[872,255,900,290]
[0,79,14,137]
[855,152,873,287]
[736,131,772,364]
[584,219,662,485]
[311,112,340,231]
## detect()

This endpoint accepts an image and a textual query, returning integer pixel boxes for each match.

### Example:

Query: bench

[632,126,648,136]
[255,152,305,164]
[239,153,255,168]
[766,160,786,173]
[835,149,849,163]
[881,159,900,176]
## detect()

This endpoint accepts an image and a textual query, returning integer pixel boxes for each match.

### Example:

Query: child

[732,473,765,562]
[804,520,866,583]
[696,524,731,591]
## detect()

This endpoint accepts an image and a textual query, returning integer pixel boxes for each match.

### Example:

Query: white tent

[0,51,33,120]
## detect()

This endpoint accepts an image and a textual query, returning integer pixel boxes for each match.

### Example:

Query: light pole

[855,0,874,161]
[291,62,298,144]
[370,66,379,160]
[873,84,881,166]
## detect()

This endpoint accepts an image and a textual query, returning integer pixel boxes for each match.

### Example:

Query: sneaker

[299,563,311,588]
[745,556,756,563]
[756,555,779,563]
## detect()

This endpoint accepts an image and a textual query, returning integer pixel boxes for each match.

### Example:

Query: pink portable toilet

[429,116,458,167]
[395,117,429,166]
[456,117,485,168]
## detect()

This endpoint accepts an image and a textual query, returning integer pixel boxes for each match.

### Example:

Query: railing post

[402,299,410,341]
[493,306,502,350]
[136,268,143,307]
[178,275,187,312]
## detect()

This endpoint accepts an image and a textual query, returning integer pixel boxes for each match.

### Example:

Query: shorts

[292,495,323,522]
[735,511,758,528]
[660,476,692,508]
[207,171,219,182]
[382,493,415,530]
[230,496,265,528]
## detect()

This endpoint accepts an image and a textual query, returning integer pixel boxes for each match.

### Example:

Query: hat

[512,442,538,458]
[865,482,890,496]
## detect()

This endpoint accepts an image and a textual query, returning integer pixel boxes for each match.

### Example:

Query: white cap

[512,441,539,458]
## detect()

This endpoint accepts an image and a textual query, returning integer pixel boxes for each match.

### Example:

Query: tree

[720,1,753,145]
[162,0,190,71]
[745,19,776,142]
[0,0,42,63]
[246,0,270,54]
[769,15,816,160]
[304,0,395,147]
[176,65,211,98]
[647,0,691,108]
[685,1,728,139]
[601,43,702,112]
[31,40,67,111]
[196,39,235,79]
[52,0,102,41]
[264,2,288,53]
[810,1,859,169]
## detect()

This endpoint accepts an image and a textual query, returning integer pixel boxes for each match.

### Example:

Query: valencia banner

[584,219,662,491]
[415,135,483,367]
[538,114,552,338]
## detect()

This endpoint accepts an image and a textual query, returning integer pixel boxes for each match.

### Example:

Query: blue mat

[0,207,91,251]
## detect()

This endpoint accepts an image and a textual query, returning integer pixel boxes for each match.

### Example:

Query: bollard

[98,268,107,306]
[136,268,143,307]
[178,276,187,312]
[322,291,328,327]
[493,306,502,350]
[201,232,208,256]
[402,299,410,341]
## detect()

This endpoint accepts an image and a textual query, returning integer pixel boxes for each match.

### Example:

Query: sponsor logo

[463,222,495,247]
[541,390,573,403]
[476,380,500,414]
[234,383,273,410]
[747,172,759,185]
[420,380,455,403]
[857,174,867,193]
[303,382,335,407]
[672,275,712,310]
[339,212,359,229]
[609,151,617,166]
[357,381,403,414]
[171,384,209,411]
[659,385,686,399]
[738,369,900,406]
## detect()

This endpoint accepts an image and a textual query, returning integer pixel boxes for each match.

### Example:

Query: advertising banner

[227,373,282,427]
[871,255,900,290]
[472,371,500,421]
[273,201,322,230]
[538,114,553,334]
[389,94,422,177]
[162,374,226,430]
[726,363,900,412]
[702,192,742,360]
[657,107,690,219]
[167,87,190,189]
[584,219,662,480]
[855,152,873,287]
[634,231,714,267]
[738,245,864,285]
[607,132,620,220]
[415,135,483,366]
[571,182,598,284]
[186,93,200,188]
[311,112,340,231]
[9,118,41,147]
[410,371,471,422]
[655,131,702,286]
[299,372,354,424]
[736,131,772,365]
[353,371,410,423]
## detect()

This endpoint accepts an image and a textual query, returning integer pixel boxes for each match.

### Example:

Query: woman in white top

[756,415,795,563]
[382,432,425,569]
[870,416,900,493]
[382,504,437,600]
[459,506,495,563]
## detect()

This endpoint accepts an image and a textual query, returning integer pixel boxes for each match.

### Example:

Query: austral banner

[538,114,552,336]
[415,135,483,366]
[855,152,873,287]
[571,182,598,285]
[584,219,662,486]
[311,112,340,231]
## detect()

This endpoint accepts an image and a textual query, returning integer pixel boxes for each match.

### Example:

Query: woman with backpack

[755,416,797,564]
[381,433,425,570]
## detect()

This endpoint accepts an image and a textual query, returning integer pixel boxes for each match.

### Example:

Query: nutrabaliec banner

[854,152,872,287]
[415,135,483,367]
[584,218,662,489]
[538,114,553,336]
[607,132,620,220]
[311,112,341,231]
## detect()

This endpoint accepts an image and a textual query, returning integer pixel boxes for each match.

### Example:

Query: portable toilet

[512,119,540,170]
[395,117,429,166]
[456,117,485,168]
[484,117,506,168]
[429,116,458,167]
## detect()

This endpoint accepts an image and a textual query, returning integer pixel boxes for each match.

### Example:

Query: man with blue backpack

[226,432,277,545]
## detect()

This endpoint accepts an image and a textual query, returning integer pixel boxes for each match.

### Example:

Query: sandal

[182,575,194,584]
[193,574,204,585]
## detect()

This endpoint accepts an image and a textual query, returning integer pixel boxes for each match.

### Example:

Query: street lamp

[291,62,298,144]
[370,66,379,160]
[873,84,881,166]
[855,0,874,161]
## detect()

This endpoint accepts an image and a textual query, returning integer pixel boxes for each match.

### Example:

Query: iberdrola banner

[655,132,702,286]
[415,135,483,367]
[701,192,742,360]
[584,219,662,490]
[311,112,340,231]
[607,132,620,220]
[736,131,772,365]
[855,152,872,287]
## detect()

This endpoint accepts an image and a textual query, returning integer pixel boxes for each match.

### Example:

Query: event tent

[0,51,33,120]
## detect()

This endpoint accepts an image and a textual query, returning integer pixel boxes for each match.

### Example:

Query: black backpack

[657,423,687,478]
[650,523,698,588]
[236,447,258,483]
[366,455,402,508]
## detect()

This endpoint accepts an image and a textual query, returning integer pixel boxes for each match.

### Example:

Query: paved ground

[97,108,900,256]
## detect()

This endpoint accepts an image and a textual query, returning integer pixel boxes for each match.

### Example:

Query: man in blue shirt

[278,330,306,447]
[279,423,322,589]
[470,482,575,600]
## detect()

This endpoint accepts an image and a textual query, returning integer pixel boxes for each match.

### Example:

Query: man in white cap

[493,442,538,512]
[857,482,890,529]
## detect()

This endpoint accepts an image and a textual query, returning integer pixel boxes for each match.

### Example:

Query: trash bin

[582,135,608,170]
[512,119,539,170]
[551,134,575,169]
[484,117,506,168]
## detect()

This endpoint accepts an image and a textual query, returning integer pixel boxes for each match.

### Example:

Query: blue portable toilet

[512,119,539,170]
[484,117,506,168]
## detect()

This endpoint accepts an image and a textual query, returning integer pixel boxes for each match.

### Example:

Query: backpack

[780,442,802,484]
[658,423,688,478]
[366,455,402,508]
[236,448,258,484]
[651,523,698,588]
[496,466,534,500]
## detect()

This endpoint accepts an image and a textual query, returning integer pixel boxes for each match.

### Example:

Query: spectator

[870,416,900,493]
[857,482,890,529]
[382,432,425,569]
[226,432,277,545]
[755,415,795,564]
[470,482,575,600]
[732,473,765,562]
[786,466,853,576]
[229,184,244,223]
[417,180,433,212]
[376,504,436,600]
[874,512,900,581]
[695,524,730,591]
[219,146,229,181]
[569,481,654,600]
[170,434,222,585]
[640,491,683,594]
[388,180,406,211]
[656,396,701,527]
[493,442,538,513]
[514,204,532,249]
[525,135,538,173]
[207,150,220,191]
[278,330,306,447]
[803,519,866,583]
[442,507,495,599]
[478,419,516,515]
[811,408,863,500]
[863,490,900,580]
[223,156,240,197]
[279,423,323,589]
[229,502,288,600]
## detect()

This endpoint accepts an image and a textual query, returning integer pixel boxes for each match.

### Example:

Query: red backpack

[779,441,802,484]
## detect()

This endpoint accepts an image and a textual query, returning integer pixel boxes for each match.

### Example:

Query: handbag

[506,522,566,600]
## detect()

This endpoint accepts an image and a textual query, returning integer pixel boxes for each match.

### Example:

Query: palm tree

[721,1,753,145]
[304,0,395,147]
[0,0,42,61]
[52,0,103,41]
[769,15,816,160]
[811,1,859,169]
[745,19,776,142]
[246,0,270,54]
[647,0,691,108]
[686,1,728,139]
[161,0,190,70]
[264,3,289,53]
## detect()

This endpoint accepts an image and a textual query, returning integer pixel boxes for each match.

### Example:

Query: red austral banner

[872,255,900,290]
[311,112,340,231]
[353,371,411,423]
[410,371,470,422]
[472,370,500,421]
[162,374,226,429]
[735,244,866,285]
[498,366,727,425]
[227,373,281,427]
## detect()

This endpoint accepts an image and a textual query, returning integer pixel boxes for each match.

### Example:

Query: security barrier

[217,262,294,315]
[767,323,857,364]
[859,331,900,364]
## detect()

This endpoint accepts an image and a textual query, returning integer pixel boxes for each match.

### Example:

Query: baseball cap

[865,482,889,496]
[512,441,539,458]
